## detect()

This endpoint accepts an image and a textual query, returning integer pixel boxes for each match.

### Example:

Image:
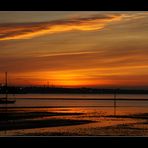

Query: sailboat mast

[5,72,8,101]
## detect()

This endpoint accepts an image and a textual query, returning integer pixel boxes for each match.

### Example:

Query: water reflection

[1,94,148,136]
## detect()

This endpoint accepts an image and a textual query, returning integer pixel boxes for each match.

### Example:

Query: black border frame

[0,0,148,146]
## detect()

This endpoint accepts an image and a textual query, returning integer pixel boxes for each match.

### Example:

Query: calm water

[1,94,148,136]
[1,93,148,107]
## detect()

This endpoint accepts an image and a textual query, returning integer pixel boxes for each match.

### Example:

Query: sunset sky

[0,11,148,88]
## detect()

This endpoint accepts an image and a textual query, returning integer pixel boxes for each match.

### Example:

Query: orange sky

[0,11,148,88]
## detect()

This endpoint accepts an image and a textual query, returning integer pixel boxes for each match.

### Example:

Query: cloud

[0,14,123,41]
[1,46,148,75]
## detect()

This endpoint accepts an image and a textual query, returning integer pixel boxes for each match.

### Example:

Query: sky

[0,11,148,88]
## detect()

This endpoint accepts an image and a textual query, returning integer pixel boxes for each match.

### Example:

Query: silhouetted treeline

[1,86,148,94]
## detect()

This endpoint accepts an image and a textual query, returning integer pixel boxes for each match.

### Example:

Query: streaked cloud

[0,12,148,88]
[0,14,123,41]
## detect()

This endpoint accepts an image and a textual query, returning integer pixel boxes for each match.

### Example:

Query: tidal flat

[1,107,148,136]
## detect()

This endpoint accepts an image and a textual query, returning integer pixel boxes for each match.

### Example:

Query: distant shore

[1,86,148,94]
[3,97,148,101]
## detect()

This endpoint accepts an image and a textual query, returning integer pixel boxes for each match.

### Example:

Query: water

[1,93,148,107]
[1,94,148,136]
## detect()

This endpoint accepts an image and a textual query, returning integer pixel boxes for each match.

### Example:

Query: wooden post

[5,72,8,102]
[5,72,8,135]
[114,89,117,116]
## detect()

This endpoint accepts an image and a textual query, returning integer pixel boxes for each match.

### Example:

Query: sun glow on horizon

[1,12,148,88]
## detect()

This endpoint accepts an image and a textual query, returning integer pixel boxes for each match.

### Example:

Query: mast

[5,72,8,102]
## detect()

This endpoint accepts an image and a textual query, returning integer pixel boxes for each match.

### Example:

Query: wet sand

[0,111,94,131]
[1,108,148,136]
[0,118,94,131]
[22,113,148,136]
[0,111,83,120]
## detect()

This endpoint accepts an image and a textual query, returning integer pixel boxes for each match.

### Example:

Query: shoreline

[0,111,94,131]
[1,97,148,101]
[0,105,148,109]
[0,118,94,131]
[1,106,148,136]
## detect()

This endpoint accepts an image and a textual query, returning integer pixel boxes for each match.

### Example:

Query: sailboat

[0,72,16,104]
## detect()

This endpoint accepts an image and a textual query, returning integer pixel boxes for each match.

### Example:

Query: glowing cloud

[0,14,123,41]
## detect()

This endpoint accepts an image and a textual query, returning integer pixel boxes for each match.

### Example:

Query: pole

[114,89,117,116]
[5,72,8,102]
[5,72,8,135]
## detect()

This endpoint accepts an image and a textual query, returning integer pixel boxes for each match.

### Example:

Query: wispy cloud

[0,14,123,41]
[37,51,98,57]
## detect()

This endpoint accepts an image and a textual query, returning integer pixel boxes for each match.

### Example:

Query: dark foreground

[1,107,148,136]
[0,111,93,131]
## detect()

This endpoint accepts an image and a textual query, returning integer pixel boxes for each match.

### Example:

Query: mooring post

[114,89,117,116]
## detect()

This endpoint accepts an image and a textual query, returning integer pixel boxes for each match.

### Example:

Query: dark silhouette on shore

[0,72,15,104]
[0,85,148,94]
